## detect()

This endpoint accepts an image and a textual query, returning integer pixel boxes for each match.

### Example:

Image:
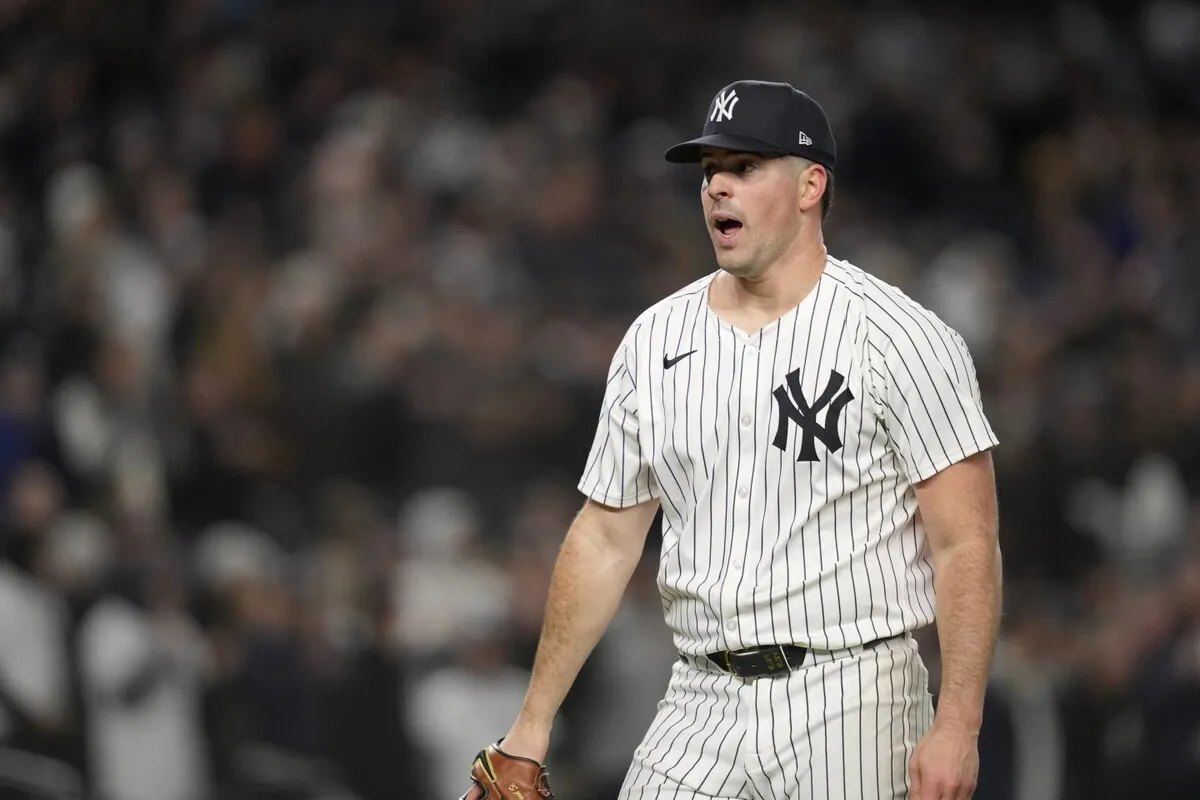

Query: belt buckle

[726,645,792,678]
[760,645,791,676]
[724,649,751,678]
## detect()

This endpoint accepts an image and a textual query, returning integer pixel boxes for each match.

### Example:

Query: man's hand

[460,742,555,800]
[908,720,979,800]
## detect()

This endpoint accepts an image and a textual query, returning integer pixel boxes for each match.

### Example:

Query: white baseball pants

[618,634,933,799]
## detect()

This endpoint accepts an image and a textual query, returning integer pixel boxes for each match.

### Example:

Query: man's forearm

[931,537,1002,731]
[514,512,644,732]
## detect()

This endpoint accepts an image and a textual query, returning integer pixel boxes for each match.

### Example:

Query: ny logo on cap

[710,89,739,122]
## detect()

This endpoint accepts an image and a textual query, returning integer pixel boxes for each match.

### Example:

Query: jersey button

[731,559,742,569]
[737,485,748,498]
[725,620,736,632]
[740,414,752,427]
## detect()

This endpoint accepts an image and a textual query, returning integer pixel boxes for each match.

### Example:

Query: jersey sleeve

[577,333,657,507]
[867,304,998,483]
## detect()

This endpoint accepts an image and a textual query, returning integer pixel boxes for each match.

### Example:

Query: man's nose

[706,171,732,199]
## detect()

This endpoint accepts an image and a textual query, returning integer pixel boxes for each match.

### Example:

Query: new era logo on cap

[664,80,837,171]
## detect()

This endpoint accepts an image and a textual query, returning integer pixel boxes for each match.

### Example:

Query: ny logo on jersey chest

[771,369,854,462]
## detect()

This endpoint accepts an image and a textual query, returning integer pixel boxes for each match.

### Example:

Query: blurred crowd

[0,1,1198,798]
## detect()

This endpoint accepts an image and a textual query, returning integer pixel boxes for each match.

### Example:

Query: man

[472,80,1002,800]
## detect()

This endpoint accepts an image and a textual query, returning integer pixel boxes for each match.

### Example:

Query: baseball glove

[459,742,554,800]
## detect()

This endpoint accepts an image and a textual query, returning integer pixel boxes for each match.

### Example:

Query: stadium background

[0,0,1197,798]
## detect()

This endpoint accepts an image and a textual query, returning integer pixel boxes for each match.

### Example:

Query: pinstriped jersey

[578,256,998,656]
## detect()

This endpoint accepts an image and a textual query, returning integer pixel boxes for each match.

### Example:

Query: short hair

[821,170,834,221]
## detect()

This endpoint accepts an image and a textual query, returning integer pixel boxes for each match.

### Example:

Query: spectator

[77,560,211,800]
[0,463,71,760]
[327,582,429,800]
[409,611,530,799]
[391,487,512,664]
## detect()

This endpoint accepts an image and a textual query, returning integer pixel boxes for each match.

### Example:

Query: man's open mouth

[715,219,743,235]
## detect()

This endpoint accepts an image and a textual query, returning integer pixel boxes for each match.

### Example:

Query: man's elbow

[930,528,1002,584]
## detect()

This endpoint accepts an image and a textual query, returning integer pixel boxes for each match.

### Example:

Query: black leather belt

[707,644,807,677]
[692,636,892,679]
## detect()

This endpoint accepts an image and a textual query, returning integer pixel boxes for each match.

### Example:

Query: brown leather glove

[459,742,554,800]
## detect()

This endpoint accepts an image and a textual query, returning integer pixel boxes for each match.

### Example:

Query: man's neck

[714,238,829,320]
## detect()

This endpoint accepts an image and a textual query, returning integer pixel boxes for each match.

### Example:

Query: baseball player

[463,80,1001,800]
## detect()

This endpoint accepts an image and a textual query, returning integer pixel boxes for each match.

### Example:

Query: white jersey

[579,256,997,656]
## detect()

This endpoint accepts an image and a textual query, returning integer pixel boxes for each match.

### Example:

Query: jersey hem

[907,434,999,484]
[576,482,658,509]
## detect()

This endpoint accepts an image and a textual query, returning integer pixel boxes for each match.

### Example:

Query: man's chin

[716,255,755,277]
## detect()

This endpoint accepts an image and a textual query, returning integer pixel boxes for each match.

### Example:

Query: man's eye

[736,162,755,174]
[703,165,716,179]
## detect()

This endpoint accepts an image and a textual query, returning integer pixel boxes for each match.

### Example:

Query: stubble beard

[718,223,806,281]
[715,235,774,280]
[719,258,763,280]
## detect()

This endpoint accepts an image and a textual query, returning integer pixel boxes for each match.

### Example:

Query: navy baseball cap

[664,80,836,171]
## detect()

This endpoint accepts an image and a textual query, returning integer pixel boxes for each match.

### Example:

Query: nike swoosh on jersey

[663,350,698,369]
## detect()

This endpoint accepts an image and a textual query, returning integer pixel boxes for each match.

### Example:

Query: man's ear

[798,163,826,215]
